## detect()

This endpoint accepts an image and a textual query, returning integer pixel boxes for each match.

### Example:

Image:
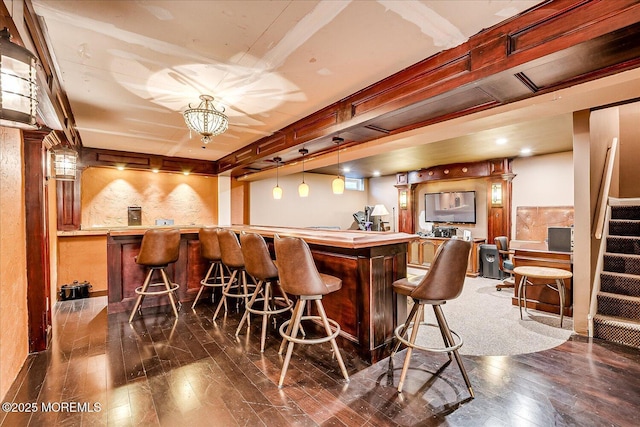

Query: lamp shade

[332,176,344,194]
[0,28,38,129]
[298,182,309,197]
[371,204,389,216]
[52,147,78,181]
[183,95,228,143]
[273,185,283,200]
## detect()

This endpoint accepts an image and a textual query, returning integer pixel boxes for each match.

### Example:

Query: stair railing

[588,137,618,336]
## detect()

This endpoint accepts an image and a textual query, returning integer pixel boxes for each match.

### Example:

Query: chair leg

[434,309,454,362]
[213,269,237,320]
[260,281,271,352]
[278,299,306,388]
[315,299,349,382]
[433,305,474,398]
[557,279,565,327]
[517,274,526,320]
[279,297,302,355]
[235,280,263,337]
[129,269,153,322]
[398,304,424,393]
[160,269,180,318]
[192,262,215,309]
[390,300,420,357]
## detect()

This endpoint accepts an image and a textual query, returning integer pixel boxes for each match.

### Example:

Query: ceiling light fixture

[273,157,283,200]
[51,146,78,181]
[332,137,344,195]
[183,94,228,144]
[0,27,38,129]
[298,148,309,197]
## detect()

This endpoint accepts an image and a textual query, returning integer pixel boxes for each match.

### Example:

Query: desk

[513,266,573,327]
[512,249,573,317]
[407,237,485,276]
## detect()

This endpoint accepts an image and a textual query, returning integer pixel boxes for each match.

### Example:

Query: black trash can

[479,244,501,279]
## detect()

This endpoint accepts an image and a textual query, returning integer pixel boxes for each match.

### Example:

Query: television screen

[424,191,476,224]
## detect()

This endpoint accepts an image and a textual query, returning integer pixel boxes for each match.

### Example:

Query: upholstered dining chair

[389,238,473,396]
[495,236,515,291]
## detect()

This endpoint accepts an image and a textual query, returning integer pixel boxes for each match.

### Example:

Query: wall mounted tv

[424,191,476,224]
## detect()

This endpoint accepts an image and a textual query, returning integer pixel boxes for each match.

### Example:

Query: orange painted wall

[0,128,29,399]
[57,236,108,294]
[81,167,218,228]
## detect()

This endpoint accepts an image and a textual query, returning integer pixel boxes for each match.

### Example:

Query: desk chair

[495,236,515,291]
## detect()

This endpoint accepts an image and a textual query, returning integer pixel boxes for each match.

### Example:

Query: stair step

[609,219,640,237]
[603,253,640,275]
[606,236,640,255]
[593,314,640,349]
[597,292,640,320]
[611,205,640,220]
[601,272,640,297]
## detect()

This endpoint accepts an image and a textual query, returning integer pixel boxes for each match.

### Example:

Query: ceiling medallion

[183,95,228,144]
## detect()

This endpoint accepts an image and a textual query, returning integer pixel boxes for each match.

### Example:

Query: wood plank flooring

[1,295,639,426]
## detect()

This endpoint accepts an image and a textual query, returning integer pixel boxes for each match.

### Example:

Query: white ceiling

[30,1,640,178]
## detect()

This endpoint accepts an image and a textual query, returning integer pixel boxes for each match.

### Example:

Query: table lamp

[371,204,390,231]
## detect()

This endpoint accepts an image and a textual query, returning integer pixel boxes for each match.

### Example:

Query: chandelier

[183,95,228,144]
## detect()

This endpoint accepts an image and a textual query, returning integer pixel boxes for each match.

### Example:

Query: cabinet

[408,237,485,276]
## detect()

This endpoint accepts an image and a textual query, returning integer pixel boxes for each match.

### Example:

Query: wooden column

[395,173,415,234]
[487,159,513,244]
[23,129,53,352]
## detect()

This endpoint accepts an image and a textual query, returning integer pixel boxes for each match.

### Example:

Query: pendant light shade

[0,28,38,129]
[298,148,309,197]
[51,146,78,181]
[273,157,283,200]
[332,137,344,195]
[183,95,228,144]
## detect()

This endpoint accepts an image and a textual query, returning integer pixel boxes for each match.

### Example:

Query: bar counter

[105,225,415,362]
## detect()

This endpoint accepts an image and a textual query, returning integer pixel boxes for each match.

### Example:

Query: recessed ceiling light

[152,169,159,173]
[183,171,190,176]
[343,167,351,173]
[496,138,508,145]
[372,171,381,177]
[116,166,125,171]
[520,147,532,155]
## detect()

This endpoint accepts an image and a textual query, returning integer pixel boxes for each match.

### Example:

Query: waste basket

[479,244,501,279]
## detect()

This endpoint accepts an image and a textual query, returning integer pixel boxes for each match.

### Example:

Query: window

[345,177,364,191]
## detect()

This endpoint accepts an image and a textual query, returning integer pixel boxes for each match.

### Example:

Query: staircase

[592,202,640,348]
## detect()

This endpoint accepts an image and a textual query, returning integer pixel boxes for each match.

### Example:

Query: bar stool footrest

[135,282,180,296]
[394,322,463,353]
[247,297,292,316]
[280,315,340,345]
[222,284,256,299]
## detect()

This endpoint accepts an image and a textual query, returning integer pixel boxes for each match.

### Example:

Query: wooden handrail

[593,138,618,239]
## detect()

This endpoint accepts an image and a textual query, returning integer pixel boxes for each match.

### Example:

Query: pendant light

[332,137,345,194]
[298,148,309,197]
[272,157,283,200]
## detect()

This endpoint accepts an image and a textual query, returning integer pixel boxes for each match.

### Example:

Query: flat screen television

[424,191,476,224]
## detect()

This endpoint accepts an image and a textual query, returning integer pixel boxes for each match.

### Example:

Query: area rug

[410,275,574,356]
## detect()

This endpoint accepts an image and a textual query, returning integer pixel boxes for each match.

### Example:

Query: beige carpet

[409,274,574,356]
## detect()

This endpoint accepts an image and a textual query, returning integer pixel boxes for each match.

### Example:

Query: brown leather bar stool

[389,239,473,397]
[235,232,294,352]
[212,228,255,321]
[192,227,228,309]
[128,229,181,322]
[274,234,349,388]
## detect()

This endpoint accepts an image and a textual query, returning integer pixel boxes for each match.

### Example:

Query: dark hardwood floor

[1,295,639,427]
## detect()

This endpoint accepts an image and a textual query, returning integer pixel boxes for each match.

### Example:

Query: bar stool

[212,228,255,321]
[235,232,294,352]
[129,229,181,322]
[389,239,473,396]
[192,227,228,309]
[274,234,349,388]
[513,265,572,327]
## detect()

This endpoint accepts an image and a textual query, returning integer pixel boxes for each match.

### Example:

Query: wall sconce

[272,157,283,200]
[399,190,408,209]
[491,182,503,206]
[51,146,78,181]
[298,148,309,197]
[0,28,38,129]
[332,137,345,194]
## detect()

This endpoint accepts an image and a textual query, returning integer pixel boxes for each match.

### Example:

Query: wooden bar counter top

[106,225,415,362]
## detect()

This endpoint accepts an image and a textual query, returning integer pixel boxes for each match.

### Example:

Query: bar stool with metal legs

[212,228,255,321]
[129,229,181,322]
[192,227,228,309]
[235,231,294,352]
[389,239,473,396]
[274,234,349,388]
